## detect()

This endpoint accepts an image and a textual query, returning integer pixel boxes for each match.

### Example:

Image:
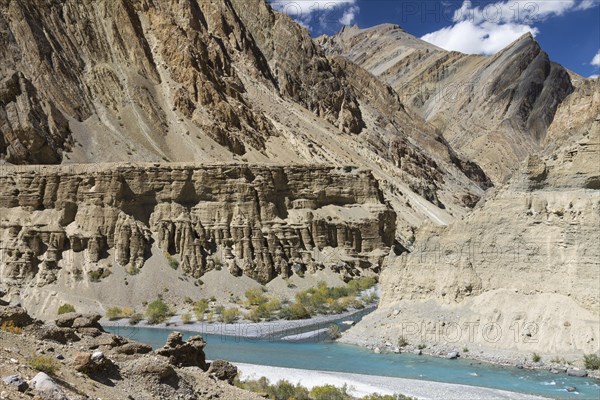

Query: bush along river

[105,312,600,400]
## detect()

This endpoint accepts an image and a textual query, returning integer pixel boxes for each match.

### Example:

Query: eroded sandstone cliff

[342,84,600,358]
[0,163,395,293]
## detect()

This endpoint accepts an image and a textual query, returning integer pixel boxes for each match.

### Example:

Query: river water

[104,322,600,399]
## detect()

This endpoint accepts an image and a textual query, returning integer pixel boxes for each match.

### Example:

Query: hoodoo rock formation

[0,163,395,290]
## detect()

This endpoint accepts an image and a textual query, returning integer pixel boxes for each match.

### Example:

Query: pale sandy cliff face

[342,81,600,358]
[0,163,396,317]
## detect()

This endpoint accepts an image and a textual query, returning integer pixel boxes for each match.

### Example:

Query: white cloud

[592,50,600,67]
[576,0,598,11]
[453,0,579,25]
[589,75,599,79]
[269,0,359,30]
[422,20,538,55]
[423,0,594,56]
[339,5,359,25]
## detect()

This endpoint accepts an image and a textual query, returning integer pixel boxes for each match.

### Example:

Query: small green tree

[165,253,179,270]
[279,302,311,320]
[267,380,310,400]
[584,353,600,370]
[57,304,76,315]
[310,384,351,400]
[220,307,241,324]
[129,313,143,325]
[146,299,171,324]
[398,336,409,348]
[181,313,193,324]
[105,306,123,320]
[245,288,268,306]
[328,324,341,340]
[193,299,209,320]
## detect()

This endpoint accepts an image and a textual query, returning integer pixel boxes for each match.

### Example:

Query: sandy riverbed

[234,363,549,400]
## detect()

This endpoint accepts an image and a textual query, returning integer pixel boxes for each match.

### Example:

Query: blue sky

[269,1,600,78]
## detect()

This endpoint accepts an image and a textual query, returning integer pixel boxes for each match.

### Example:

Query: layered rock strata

[0,163,396,287]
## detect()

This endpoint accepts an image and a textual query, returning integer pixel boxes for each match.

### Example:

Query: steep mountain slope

[319,24,575,183]
[0,0,491,243]
[342,79,600,359]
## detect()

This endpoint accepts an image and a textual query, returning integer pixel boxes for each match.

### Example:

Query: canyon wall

[343,105,600,357]
[0,163,395,291]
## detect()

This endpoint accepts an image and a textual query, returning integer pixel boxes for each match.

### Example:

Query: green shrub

[328,324,341,340]
[105,306,123,321]
[532,352,541,363]
[291,280,379,316]
[310,384,351,400]
[57,303,76,315]
[181,313,193,324]
[165,253,179,270]
[194,299,209,320]
[184,296,194,304]
[234,376,271,393]
[245,288,269,306]
[126,265,140,275]
[268,380,310,400]
[347,276,377,293]
[146,299,171,324]
[220,308,241,324]
[129,313,143,325]
[121,307,135,317]
[247,307,263,322]
[398,336,409,348]
[214,305,225,315]
[361,292,379,304]
[584,354,600,370]
[30,356,59,375]
[235,377,416,400]
[1,321,23,334]
[329,298,350,314]
[89,268,111,282]
[279,302,311,320]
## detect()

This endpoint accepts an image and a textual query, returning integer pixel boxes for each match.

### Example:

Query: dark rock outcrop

[155,332,207,370]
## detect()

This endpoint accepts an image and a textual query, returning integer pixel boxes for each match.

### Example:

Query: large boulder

[29,372,67,400]
[71,351,111,373]
[71,352,92,372]
[1,374,28,392]
[122,355,176,381]
[114,342,153,355]
[207,360,238,384]
[55,313,103,330]
[54,313,81,328]
[0,305,33,327]
[35,324,80,344]
[567,368,588,377]
[155,332,207,370]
